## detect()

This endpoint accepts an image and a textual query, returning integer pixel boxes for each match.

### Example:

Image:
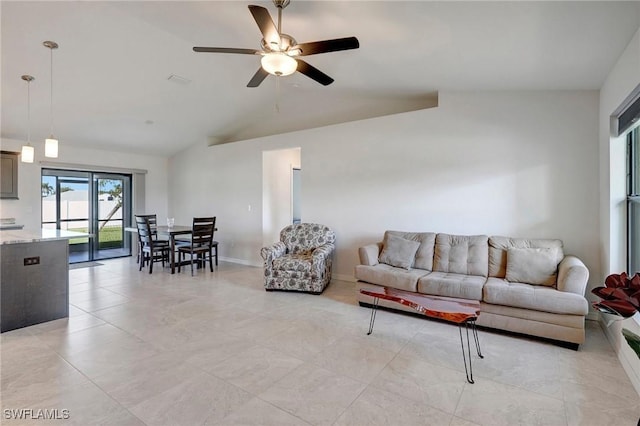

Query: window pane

[629,197,640,274]
[628,126,640,273]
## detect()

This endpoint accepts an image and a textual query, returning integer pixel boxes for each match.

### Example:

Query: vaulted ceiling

[2,1,639,156]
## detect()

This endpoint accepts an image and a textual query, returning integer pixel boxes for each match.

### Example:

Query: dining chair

[134,214,169,263]
[177,217,216,276]
[135,215,170,274]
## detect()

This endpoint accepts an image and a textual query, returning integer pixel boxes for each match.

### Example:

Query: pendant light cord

[27,79,31,143]
[49,46,54,136]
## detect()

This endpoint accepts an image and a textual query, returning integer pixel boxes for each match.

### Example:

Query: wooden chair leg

[139,252,144,271]
[209,248,213,272]
[190,251,195,276]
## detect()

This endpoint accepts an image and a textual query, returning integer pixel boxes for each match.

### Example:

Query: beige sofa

[355,231,590,347]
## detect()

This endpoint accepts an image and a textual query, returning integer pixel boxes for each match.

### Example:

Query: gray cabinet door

[0,151,19,199]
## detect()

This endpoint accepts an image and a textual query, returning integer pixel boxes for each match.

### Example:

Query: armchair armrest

[359,243,382,266]
[261,241,287,265]
[557,255,589,295]
[311,243,335,278]
[312,243,335,263]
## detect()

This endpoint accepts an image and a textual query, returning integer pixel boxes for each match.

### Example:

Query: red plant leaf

[630,273,640,291]
[606,273,631,288]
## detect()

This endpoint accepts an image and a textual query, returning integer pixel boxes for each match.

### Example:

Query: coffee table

[360,286,484,383]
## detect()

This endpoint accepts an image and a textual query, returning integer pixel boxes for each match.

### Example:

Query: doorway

[262,147,301,246]
[41,169,132,263]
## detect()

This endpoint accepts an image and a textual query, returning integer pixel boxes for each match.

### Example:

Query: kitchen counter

[0,228,90,245]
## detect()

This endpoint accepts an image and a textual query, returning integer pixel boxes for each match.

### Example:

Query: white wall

[0,138,169,231]
[599,27,640,395]
[169,91,600,286]
[262,147,301,247]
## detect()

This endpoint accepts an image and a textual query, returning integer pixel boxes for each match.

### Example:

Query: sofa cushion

[417,272,485,301]
[379,234,421,270]
[506,247,558,286]
[385,231,436,270]
[483,277,588,315]
[433,234,489,277]
[355,264,429,292]
[489,236,563,278]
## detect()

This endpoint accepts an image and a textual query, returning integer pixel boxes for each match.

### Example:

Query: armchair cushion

[273,253,313,274]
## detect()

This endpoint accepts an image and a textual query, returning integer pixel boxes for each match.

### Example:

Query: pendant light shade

[45,138,58,157]
[21,145,34,163]
[44,40,59,158]
[20,75,35,164]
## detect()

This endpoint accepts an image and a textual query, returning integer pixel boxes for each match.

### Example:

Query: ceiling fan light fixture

[261,52,297,76]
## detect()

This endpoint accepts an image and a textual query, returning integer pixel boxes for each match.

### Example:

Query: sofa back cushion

[489,236,564,278]
[434,233,489,276]
[280,223,336,254]
[385,231,437,270]
[379,234,421,270]
[505,247,559,286]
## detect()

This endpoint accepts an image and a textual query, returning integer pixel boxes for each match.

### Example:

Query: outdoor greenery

[68,226,123,249]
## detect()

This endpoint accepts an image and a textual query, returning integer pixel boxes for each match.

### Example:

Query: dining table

[125,224,193,274]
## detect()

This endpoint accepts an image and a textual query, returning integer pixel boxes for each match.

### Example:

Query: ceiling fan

[193,0,359,87]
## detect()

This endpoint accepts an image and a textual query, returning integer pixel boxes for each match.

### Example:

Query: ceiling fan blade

[295,59,334,86]
[294,37,359,56]
[193,47,260,55]
[247,67,269,88]
[248,5,280,47]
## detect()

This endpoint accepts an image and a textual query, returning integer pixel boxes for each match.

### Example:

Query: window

[42,169,133,263]
[627,126,640,273]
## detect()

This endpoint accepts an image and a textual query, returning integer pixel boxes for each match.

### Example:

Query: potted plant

[592,272,640,357]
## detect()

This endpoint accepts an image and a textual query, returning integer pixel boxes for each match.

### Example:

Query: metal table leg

[366,297,380,335]
[458,319,484,384]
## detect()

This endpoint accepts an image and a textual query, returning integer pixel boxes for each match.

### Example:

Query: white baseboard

[332,273,357,283]
[219,256,262,268]
[586,311,599,321]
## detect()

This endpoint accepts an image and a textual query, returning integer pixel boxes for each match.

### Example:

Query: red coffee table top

[360,287,481,324]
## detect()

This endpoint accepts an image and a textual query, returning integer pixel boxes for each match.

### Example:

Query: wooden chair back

[191,217,215,247]
[135,215,155,247]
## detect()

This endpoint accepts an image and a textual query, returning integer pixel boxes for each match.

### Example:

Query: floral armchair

[261,223,336,294]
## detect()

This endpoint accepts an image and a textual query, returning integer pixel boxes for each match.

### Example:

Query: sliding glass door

[42,169,132,263]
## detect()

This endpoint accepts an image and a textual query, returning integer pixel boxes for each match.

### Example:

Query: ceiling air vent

[167,74,192,85]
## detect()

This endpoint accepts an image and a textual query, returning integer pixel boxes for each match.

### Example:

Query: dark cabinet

[0,151,19,199]
[1,239,69,332]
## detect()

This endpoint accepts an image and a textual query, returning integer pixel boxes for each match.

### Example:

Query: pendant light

[20,75,35,163]
[44,40,59,158]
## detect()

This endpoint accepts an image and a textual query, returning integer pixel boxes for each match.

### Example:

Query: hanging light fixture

[20,75,35,163]
[43,40,59,158]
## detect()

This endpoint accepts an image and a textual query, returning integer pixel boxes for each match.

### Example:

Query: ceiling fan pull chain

[275,75,281,113]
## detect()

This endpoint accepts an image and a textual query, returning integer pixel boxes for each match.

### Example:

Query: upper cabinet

[0,151,19,199]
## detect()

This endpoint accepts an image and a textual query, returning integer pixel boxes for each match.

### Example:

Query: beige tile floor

[1,258,639,426]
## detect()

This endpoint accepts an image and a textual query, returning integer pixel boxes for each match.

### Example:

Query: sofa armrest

[261,241,287,266]
[557,255,589,296]
[359,243,382,266]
